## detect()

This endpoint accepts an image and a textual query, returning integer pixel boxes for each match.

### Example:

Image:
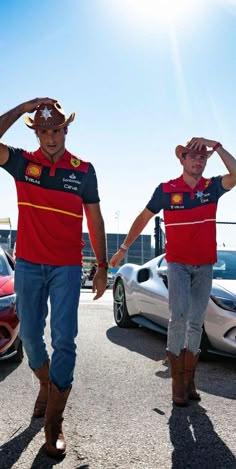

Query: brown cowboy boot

[184,349,201,401]
[32,360,50,418]
[167,350,188,406]
[44,382,71,458]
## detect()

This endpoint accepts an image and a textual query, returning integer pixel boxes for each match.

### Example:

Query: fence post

[154,216,161,256]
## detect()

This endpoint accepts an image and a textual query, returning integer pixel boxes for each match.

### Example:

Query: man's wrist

[98,261,108,270]
[15,104,25,118]
[120,243,128,252]
[213,142,222,151]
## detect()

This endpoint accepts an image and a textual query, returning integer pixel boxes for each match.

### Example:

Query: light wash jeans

[167,262,213,356]
[15,258,82,390]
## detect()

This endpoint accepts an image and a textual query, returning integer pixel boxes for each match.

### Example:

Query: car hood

[213,279,236,296]
[0,275,14,296]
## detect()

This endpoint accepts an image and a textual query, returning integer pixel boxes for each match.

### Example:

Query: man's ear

[64,127,68,135]
[35,130,40,143]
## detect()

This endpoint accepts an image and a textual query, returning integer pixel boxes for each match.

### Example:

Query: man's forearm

[122,210,153,248]
[88,219,108,263]
[0,104,24,139]
[217,145,236,176]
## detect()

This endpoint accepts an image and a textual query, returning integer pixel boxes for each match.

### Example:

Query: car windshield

[0,252,12,276]
[213,250,236,280]
[158,251,236,280]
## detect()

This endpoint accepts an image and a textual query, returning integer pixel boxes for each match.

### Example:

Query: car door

[134,257,170,328]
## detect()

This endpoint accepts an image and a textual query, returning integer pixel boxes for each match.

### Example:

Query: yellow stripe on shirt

[18,202,83,218]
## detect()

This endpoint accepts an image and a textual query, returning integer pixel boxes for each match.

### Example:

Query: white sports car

[113,249,236,357]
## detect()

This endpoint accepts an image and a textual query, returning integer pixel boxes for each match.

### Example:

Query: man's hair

[34,127,68,136]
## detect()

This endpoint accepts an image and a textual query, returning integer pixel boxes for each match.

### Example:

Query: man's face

[181,152,207,178]
[36,127,67,159]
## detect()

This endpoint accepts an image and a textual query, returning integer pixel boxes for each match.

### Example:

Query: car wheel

[113,279,137,328]
[10,339,24,363]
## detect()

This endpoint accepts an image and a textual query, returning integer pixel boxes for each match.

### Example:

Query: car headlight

[0,293,16,311]
[211,287,236,312]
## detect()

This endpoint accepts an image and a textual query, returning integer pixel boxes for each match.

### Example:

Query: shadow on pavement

[0,360,22,382]
[31,444,64,468]
[169,403,236,469]
[0,418,44,468]
[106,325,167,362]
[107,325,236,400]
[155,354,236,400]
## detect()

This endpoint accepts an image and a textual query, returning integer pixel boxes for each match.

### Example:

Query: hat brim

[175,144,213,159]
[24,112,75,129]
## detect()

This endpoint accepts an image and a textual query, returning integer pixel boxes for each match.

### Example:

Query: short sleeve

[81,163,100,204]
[212,176,229,199]
[146,184,164,214]
[1,147,24,178]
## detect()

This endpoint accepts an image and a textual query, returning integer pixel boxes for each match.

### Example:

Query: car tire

[113,279,137,328]
[10,339,24,363]
[200,327,210,360]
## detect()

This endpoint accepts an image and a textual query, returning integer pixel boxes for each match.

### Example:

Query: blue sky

[1,0,236,241]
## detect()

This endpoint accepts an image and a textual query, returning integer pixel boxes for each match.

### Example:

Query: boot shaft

[167,350,185,377]
[167,350,187,406]
[45,382,71,420]
[44,382,71,457]
[184,349,200,372]
[33,359,50,384]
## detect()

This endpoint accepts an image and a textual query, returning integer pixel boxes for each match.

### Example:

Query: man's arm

[110,208,154,268]
[0,97,57,165]
[83,202,108,300]
[216,145,236,190]
[189,137,236,190]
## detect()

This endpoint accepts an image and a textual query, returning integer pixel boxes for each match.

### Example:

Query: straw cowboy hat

[24,102,75,129]
[175,142,212,159]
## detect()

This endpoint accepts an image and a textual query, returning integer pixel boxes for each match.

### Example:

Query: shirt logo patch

[171,193,183,204]
[70,157,80,168]
[26,164,42,178]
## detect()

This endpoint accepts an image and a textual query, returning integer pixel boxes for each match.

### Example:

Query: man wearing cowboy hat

[0,97,108,457]
[110,137,236,406]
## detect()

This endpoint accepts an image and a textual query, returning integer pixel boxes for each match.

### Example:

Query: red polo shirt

[146,175,228,265]
[2,147,100,265]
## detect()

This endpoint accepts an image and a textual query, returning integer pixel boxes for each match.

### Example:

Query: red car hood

[0,275,14,296]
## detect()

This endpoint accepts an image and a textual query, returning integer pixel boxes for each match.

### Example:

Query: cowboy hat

[24,102,75,129]
[175,142,212,159]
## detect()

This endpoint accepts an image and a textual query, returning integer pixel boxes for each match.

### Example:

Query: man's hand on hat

[188,137,218,152]
[21,97,57,114]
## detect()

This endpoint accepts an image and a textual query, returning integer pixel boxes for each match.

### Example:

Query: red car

[0,246,23,362]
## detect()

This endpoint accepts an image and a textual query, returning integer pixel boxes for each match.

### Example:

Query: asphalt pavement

[0,288,236,469]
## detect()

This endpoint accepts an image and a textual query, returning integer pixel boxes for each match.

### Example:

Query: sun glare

[104,0,207,30]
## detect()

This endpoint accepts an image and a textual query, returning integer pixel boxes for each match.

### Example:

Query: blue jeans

[167,263,213,356]
[15,258,82,390]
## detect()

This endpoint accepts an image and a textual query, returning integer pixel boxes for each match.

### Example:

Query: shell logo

[26,164,42,178]
[171,193,183,204]
[70,157,80,168]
